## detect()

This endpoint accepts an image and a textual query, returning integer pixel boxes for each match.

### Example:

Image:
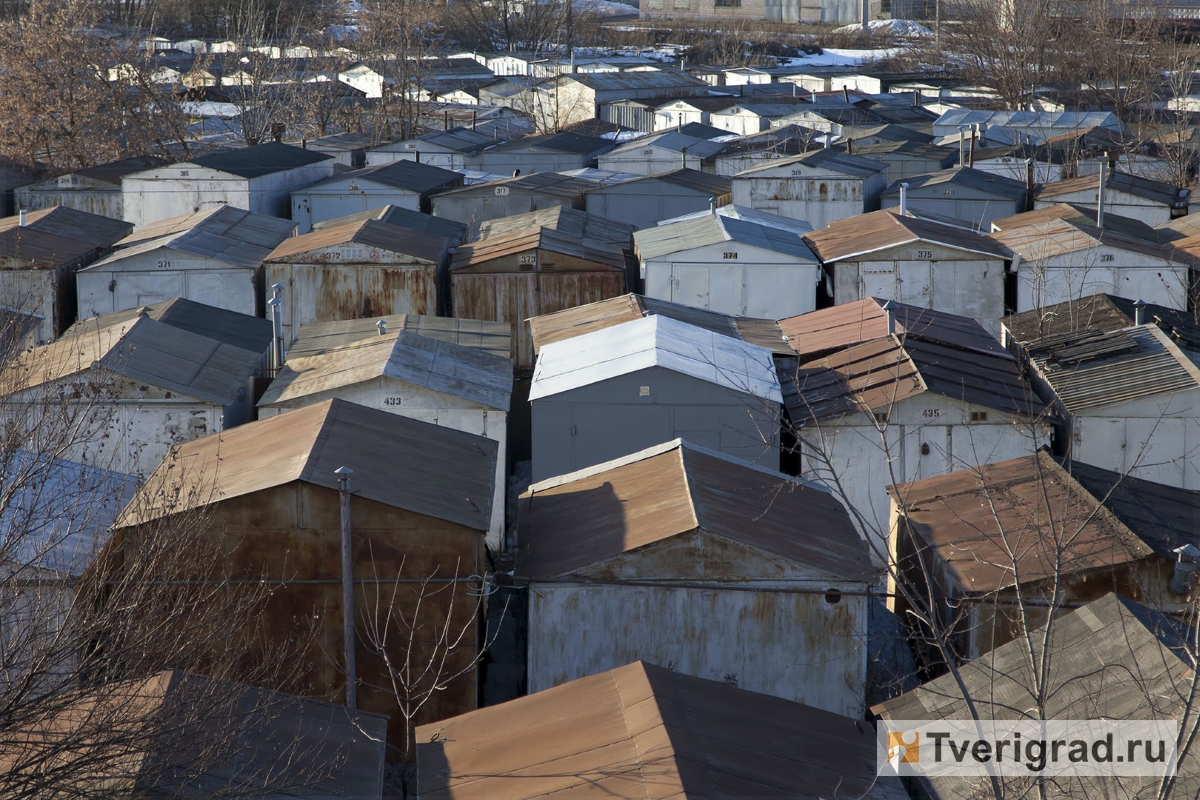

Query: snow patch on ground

[834,19,933,37]
[574,0,640,16]
[778,47,900,68]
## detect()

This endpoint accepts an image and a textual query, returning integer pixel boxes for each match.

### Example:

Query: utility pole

[336,466,356,710]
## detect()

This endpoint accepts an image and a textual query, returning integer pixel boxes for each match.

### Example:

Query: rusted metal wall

[451,267,626,370]
[132,484,486,756]
[529,573,868,717]
[14,184,124,220]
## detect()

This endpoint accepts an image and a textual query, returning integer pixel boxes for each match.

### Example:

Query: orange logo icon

[888,731,920,763]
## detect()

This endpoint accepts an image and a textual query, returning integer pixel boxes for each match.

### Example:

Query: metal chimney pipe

[18,209,26,227]
[882,299,898,335]
[842,86,850,103]
[958,126,967,166]
[969,125,977,167]
[846,138,854,155]
[336,466,356,710]
[1134,298,1146,326]
[377,318,388,335]
[1097,158,1108,230]
[899,182,909,216]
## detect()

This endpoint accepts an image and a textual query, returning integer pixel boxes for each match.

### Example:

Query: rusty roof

[9,311,268,406]
[786,333,1042,424]
[780,298,1008,360]
[989,202,1164,243]
[114,399,498,531]
[1021,324,1200,413]
[0,206,132,249]
[1035,169,1188,208]
[288,314,511,359]
[528,293,793,357]
[1002,293,1200,352]
[103,206,295,268]
[310,204,467,241]
[597,168,733,197]
[1156,212,1200,240]
[882,166,1028,200]
[519,439,873,581]
[299,159,463,195]
[802,209,1009,262]
[264,218,450,264]
[416,660,906,800]
[476,205,633,247]
[884,450,1198,595]
[986,216,1195,265]
[259,330,512,411]
[449,226,628,272]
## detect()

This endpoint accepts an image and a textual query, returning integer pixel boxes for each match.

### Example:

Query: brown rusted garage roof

[264,219,451,265]
[1002,293,1200,352]
[476,205,633,247]
[115,399,497,532]
[886,451,1155,592]
[288,314,512,359]
[528,293,793,357]
[448,226,628,272]
[802,209,1009,263]
[780,297,1007,360]
[416,660,907,800]
[518,439,873,582]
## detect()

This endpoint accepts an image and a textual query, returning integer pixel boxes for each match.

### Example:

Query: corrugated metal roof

[450,226,628,272]
[528,293,792,357]
[600,167,732,196]
[933,109,1121,131]
[885,451,1161,593]
[1156,212,1200,240]
[787,333,1041,424]
[259,329,512,410]
[64,296,273,354]
[417,660,907,800]
[484,131,613,155]
[717,124,819,159]
[736,148,887,179]
[659,203,813,234]
[310,204,467,241]
[0,451,136,577]
[1024,324,1200,413]
[564,70,708,92]
[74,156,169,185]
[803,209,1009,262]
[476,205,633,247]
[101,206,295,268]
[435,170,600,199]
[187,141,332,178]
[520,438,873,581]
[634,211,817,261]
[882,166,1028,200]
[780,297,1008,360]
[298,159,462,195]
[11,311,267,406]
[1003,293,1200,352]
[849,139,957,160]
[990,202,1165,243]
[529,314,782,403]
[114,398,498,531]
[288,314,511,359]
[1036,170,1188,208]
[265,219,449,265]
[986,216,1193,264]
[840,123,934,144]
[0,206,132,249]
[607,130,729,160]
[0,228,95,268]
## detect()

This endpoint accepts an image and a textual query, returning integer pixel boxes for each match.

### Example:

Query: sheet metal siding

[1034,189,1174,227]
[0,268,64,345]
[469,151,595,177]
[528,582,867,716]
[164,485,483,753]
[599,148,708,177]
[584,186,731,230]
[258,377,509,551]
[1074,412,1200,491]
[452,270,626,370]
[732,175,877,229]
[797,397,1050,559]
[531,368,781,482]
[76,252,257,319]
[433,192,585,236]
[1016,250,1189,313]
[365,150,467,171]
[881,187,1022,230]
[14,186,124,219]
[831,246,1007,334]
[643,247,819,319]
[291,189,421,234]
[267,259,440,343]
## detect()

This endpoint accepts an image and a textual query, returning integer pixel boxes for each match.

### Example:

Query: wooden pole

[336,466,356,710]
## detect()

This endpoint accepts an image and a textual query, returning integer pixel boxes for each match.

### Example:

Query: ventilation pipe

[269,283,284,372]
[1097,157,1108,230]
[1134,298,1146,326]
[1170,544,1200,595]
[846,138,854,155]
[842,86,850,103]
[969,125,977,167]
[899,182,909,216]
[18,209,26,227]
[958,125,968,167]
[377,318,388,335]
[336,466,357,709]
[1025,159,1035,211]
[882,299,898,335]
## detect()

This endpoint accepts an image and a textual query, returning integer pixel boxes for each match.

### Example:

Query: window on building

[714,0,742,6]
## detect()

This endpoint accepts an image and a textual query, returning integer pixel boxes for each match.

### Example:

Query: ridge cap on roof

[295,398,341,486]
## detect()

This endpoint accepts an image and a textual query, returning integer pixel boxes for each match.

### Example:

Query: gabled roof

[715,124,820,159]
[10,307,269,406]
[780,297,1008,361]
[597,168,732,196]
[449,225,628,272]
[605,131,729,160]
[986,216,1192,264]
[528,293,792,357]
[73,156,169,185]
[1020,324,1200,413]
[1002,293,1200,353]
[114,399,498,532]
[259,330,512,411]
[288,315,511,359]
[0,228,96,268]
[483,131,613,155]
[0,206,132,249]
[840,123,934,144]
[264,219,449,265]
[310,203,467,241]
[62,296,273,354]
[560,70,709,92]
[990,202,1165,244]
[659,203,813,234]
[634,210,817,261]
[185,142,332,178]
[434,171,599,198]
[1036,170,1188,208]
[99,206,295,268]
[848,139,957,161]
[803,209,1008,262]
[519,439,873,581]
[417,661,906,800]
[298,159,462,195]
[882,166,1028,200]
[735,147,887,179]
[885,451,1169,591]
[529,314,782,403]
[786,333,1042,424]
[476,205,633,247]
